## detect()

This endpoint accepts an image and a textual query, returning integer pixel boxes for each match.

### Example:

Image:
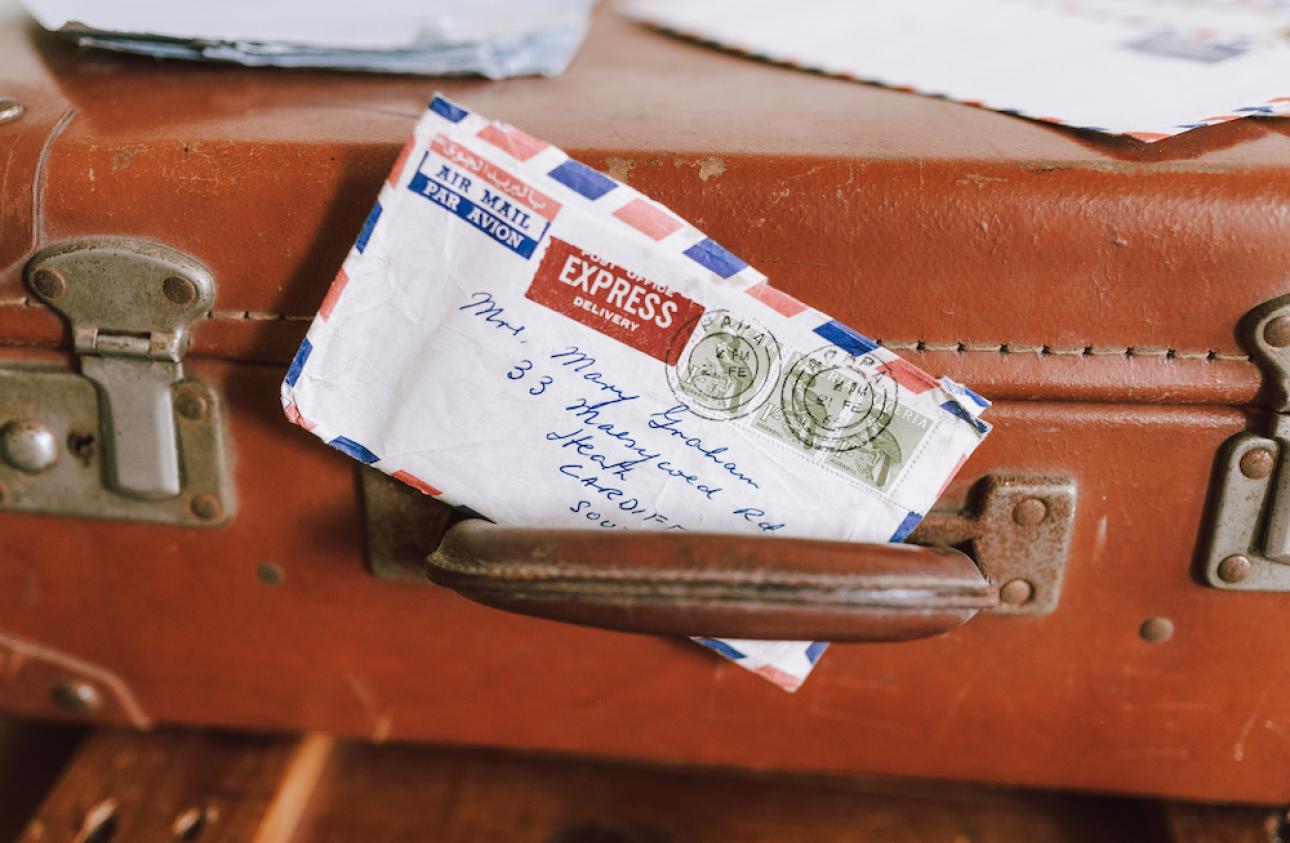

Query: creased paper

[22,0,592,78]
[623,0,1290,142]
[281,94,990,691]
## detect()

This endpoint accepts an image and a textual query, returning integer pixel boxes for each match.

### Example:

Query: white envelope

[623,0,1290,142]
[281,95,990,690]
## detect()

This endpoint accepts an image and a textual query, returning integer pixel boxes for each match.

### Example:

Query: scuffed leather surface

[0,359,1281,803]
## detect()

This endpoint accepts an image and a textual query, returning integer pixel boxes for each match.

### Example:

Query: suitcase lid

[1,5,1284,406]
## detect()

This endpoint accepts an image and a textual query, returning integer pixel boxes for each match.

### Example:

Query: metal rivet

[1,419,58,474]
[1140,616,1174,643]
[190,493,222,521]
[0,97,24,124]
[1266,315,1290,348]
[1012,498,1048,526]
[999,578,1034,605]
[163,275,198,305]
[1240,447,1276,480]
[52,677,102,712]
[175,389,209,421]
[30,267,67,300]
[67,429,96,465]
[1218,554,1252,583]
[256,561,285,586]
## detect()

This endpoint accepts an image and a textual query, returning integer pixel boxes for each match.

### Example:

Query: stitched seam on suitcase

[875,338,1248,361]
[0,300,1253,360]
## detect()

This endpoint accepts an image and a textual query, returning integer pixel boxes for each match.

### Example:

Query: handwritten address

[458,289,787,533]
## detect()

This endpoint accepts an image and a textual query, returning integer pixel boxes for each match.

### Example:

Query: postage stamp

[774,345,897,454]
[760,345,899,455]
[665,309,781,421]
[824,403,935,492]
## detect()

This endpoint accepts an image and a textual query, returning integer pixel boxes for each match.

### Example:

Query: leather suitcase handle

[426,520,999,642]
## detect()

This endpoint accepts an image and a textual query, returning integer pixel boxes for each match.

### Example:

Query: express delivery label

[408,134,561,259]
[526,238,704,362]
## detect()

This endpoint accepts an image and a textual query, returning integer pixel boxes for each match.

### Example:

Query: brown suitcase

[2,4,1289,803]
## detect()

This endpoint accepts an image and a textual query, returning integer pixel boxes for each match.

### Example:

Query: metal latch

[361,467,1077,616]
[1205,294,1290,590]
[0,239,232,525]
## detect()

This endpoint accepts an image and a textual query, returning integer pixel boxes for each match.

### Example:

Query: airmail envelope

[281,94,991,691]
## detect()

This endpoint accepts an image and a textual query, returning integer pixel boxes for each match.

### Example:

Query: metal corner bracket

[0,238,233,526]
[910,473,1076,616]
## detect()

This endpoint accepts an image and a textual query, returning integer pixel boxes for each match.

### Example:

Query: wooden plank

[294,743,1174,843]
[31,727,1283,843]
[251,735,335,843]
[1164,802,1289,843]
[16,729,310,843]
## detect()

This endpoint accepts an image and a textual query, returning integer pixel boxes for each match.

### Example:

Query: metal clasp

[1204,294,1290,590]
[0,239,232,526]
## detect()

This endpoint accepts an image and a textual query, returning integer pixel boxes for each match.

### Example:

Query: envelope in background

[623,0,1290,142]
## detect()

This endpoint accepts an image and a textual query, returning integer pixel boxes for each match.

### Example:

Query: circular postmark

[778,345,899,453]
[665,309,781,421]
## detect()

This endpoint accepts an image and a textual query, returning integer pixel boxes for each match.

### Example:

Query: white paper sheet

[622,0,1290,141]
[22,0,592,78]
[281,95,990,691]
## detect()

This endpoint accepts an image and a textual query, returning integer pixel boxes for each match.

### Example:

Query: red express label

[527,238,704,362]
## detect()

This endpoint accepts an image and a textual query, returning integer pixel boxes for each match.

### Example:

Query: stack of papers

[23,0,593,78]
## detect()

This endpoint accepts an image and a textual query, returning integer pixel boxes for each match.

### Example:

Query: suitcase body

[2,6,1289,803]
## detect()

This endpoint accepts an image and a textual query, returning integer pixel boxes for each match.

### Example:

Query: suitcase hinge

[0,238,233,526]
[1204,294,1290,590]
